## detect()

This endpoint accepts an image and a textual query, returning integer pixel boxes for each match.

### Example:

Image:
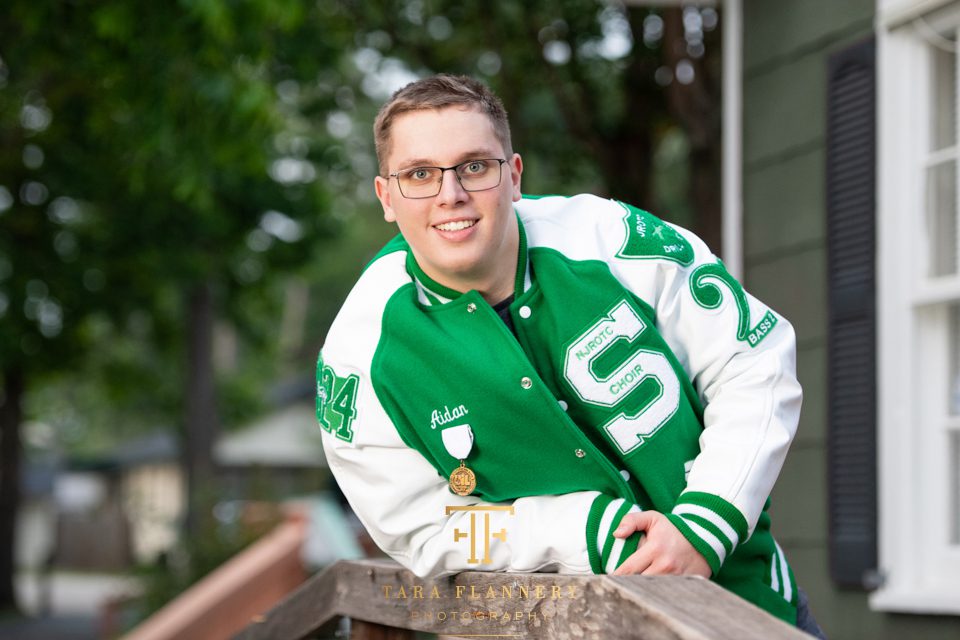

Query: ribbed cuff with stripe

[666,491,749,576]
[585,495,642,574]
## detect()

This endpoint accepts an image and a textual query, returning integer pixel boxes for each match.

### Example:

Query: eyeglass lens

[397,159,503,198]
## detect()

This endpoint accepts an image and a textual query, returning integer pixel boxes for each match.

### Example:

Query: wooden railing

[124,514,307,640]
[234,559,810,639]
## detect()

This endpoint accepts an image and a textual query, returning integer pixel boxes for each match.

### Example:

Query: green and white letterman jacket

[317,193,803,623]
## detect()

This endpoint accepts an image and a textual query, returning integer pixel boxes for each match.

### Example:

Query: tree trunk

[661,7,724,254]
[599,6,665,207]
[182,282,220,535]
[0,368,24,613]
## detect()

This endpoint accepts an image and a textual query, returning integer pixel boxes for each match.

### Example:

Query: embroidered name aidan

[430,404,470,430]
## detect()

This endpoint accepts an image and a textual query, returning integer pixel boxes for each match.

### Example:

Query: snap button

[519,305,532,319]
[520,376,533,389]
[558,400,568,411]
[466,302,477,313]
[574,449,586,458]
[620,469,631,481]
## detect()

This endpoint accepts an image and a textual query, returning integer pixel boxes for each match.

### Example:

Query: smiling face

[374,106,523,303]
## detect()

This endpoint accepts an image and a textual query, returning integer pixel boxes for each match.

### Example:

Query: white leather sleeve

[604,201,802,537]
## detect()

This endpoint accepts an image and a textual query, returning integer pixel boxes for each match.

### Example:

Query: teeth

[435,220,476,232]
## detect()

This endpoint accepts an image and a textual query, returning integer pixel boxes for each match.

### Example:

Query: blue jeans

[796,587,827,639]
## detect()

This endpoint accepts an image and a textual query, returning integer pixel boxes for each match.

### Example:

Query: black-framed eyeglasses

[388,158,506,199]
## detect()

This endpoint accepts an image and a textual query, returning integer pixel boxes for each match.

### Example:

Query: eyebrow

[395,149,501,170]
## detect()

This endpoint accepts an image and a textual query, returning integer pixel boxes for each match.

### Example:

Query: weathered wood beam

[235,558,809,640]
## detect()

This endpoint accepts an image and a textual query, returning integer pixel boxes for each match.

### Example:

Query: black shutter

[826,38,878,589]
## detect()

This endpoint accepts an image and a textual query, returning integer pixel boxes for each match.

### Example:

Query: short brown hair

[373,74,513,176]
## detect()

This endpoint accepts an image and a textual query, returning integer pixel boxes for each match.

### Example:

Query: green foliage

[127,501,283,632]
[337,1,718,211]
[0,0,364,440]
[24,338,180,457]
[0,0,722,450]
[217,367,271,430]
[0,0,353,372]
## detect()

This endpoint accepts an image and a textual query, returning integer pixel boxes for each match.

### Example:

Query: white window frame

[721,0,743,280]
[875,0,960,615]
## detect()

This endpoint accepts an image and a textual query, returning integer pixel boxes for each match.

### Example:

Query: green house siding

[744,147,826,257]
[745,56,827,167]
[794,344,828,447]
[743,1,935,638]
[744,0,877,71]
[747,246,827,345]
[775,445,830,543]
[744,2,960,638]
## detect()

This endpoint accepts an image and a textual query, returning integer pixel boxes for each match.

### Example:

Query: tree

[0,0,356,611]
[340,0,722,248]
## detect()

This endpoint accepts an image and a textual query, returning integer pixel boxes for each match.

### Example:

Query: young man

[317,74,817,632]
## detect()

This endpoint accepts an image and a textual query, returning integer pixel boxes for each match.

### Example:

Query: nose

[435,167,468,205]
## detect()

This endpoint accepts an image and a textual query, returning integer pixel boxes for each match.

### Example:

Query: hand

[611,510,711,578]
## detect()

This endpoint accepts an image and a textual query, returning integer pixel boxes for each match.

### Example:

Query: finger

[612,510,655,538]
[637,541,711,578]
[612,546,654,576]
[639,560,672,576]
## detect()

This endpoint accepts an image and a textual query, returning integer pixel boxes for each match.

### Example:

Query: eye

[404,167,434,182]
[462,160,488,175]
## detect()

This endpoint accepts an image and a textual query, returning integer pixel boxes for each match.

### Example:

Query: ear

[374,176,397,223]
[508,153,523,202]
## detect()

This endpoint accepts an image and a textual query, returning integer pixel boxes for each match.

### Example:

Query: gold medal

[449,460,477,496]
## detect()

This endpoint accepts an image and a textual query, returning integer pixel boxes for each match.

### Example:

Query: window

[875,0,960,614]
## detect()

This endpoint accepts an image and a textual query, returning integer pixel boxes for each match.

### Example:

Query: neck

[475,273,515,305]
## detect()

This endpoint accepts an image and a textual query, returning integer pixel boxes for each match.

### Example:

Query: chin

[442,262,483,280]
[433,248,482,271]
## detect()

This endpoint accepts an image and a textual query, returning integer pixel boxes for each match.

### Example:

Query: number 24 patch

[316,358,359,443]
